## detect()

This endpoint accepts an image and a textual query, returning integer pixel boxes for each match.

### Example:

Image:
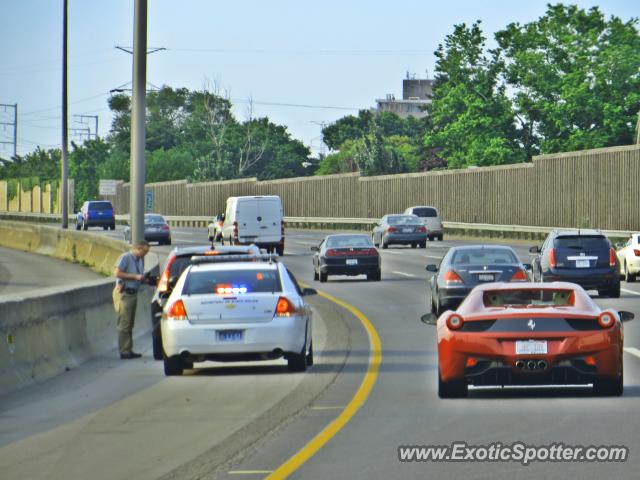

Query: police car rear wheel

[163,355,184,376]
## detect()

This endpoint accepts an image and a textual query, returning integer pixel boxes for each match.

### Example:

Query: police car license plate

[217,330,244,343]
[515,340,547,355]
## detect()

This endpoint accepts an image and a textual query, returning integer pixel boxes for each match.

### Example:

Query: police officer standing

[113,240,150,359]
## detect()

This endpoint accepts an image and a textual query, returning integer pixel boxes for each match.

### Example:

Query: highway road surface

[1,226,640,480]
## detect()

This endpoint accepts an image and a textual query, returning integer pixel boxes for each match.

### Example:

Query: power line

[169,47,432,56]
[21,91,110,116]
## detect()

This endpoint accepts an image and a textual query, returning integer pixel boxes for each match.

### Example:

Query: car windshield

[90,202,112,211]
[326,235,373,248]
[483,289,575,307]
[412,207,437,218]
[183,268,281,294]
[452,248,518,265]
[555,236,608,250]
[145,215,165,224]
[388,215,422,225]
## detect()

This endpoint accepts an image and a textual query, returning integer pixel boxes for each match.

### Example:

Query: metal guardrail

[0,211,635,243]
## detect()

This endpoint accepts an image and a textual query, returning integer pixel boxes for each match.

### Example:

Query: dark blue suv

[79,200,116,230]
[530,229,620,298]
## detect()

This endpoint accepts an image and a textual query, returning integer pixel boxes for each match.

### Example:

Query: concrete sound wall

[0,221,155,395]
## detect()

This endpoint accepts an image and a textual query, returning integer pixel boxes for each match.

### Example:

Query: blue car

[79,200,116,230]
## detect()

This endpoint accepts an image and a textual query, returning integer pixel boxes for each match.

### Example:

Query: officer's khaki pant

[112,289,138,354]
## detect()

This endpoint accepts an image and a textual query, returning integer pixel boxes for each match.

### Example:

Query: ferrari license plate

[515,340,547,355]
[217,330,244,343]
[346,259,358,265]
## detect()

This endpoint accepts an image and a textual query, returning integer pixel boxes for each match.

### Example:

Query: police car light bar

[190,254,279,265]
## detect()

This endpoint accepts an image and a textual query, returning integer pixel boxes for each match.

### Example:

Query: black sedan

[124,213,172,245]
[427,245,531,315]
[312,234,381,282]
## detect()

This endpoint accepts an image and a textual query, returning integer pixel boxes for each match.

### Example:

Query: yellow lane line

[264,289,382,479]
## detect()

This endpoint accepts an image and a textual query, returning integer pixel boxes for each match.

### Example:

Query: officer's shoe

[120,352,143,359]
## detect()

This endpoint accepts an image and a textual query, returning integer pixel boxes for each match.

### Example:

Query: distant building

[374,76,433,119]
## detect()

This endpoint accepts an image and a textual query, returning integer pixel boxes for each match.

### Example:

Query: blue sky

[0,0,637,158]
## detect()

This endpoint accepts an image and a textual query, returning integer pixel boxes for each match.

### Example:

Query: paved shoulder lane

[0,246,102,296]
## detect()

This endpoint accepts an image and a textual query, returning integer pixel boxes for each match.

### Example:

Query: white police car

[161,254,316,375]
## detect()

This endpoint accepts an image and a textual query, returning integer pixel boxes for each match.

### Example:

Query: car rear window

[89,201,113,211]
[411,207,438,218]
[183,268,281,295]
[483,289,576,307]
[452,248,518,265]
[388,215,422,225]
[554,236,609,250]
[326,235,373,248]
[145,215,165,224]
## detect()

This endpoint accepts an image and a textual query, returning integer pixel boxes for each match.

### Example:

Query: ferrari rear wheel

[594,372,623,397]
[438,373,468,398]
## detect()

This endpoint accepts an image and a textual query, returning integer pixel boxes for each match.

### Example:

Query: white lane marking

[392,271,417,278]
[294,241,319,246]
[622,288,640,296]
[311,406,345,410]
[624,347,640,359]
[424,255,442,260]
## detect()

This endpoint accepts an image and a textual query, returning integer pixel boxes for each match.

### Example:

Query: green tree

[424,22,525,168]
[496,4,640,154]
[69,138,110,206]
[321,110,373,150]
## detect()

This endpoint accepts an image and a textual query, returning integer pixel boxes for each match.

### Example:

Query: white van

[221,196,285,254]
[403,206,443,240]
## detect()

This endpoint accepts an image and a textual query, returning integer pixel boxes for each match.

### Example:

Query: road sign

[146,189,153,212]
[99,179,118,196]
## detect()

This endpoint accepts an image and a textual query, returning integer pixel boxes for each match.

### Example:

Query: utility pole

[61,0,69,229]
[74,114,98,139]
[130,0,147,244]
[311,121,327,157]
[0,103,17,158]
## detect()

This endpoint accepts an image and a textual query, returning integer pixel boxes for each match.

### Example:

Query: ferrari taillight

[447,314,464,330]
[443,270,463,283]
[609,248,616,267]
[549,248,557,268]
[597,312,615,329]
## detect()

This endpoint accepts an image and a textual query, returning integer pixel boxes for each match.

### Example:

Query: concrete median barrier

[0,220,158,395]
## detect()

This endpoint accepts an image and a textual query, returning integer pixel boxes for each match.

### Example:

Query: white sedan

[617,233,640,282]
[161,254,315,375]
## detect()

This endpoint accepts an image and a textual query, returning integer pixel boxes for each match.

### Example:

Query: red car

[427,282,633,398]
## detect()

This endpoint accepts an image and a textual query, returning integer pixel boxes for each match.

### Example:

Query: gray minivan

[404,206,443,240]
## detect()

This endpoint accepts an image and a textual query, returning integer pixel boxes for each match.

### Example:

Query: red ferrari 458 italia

[428,282,634,398]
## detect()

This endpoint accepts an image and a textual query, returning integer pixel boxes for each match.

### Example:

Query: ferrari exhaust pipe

[515,360,525,369]
[527,360,537,370]
[537,360,548,370]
